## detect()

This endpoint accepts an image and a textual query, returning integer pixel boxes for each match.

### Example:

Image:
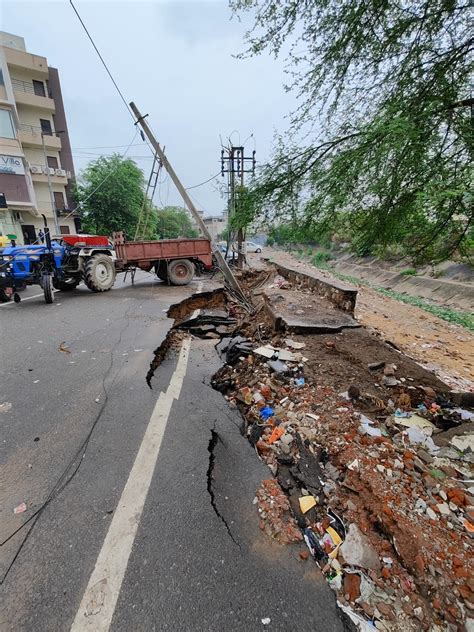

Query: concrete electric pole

[129,102,249,303]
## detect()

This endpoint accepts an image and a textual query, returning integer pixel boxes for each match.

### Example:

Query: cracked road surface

[1,273,345,631]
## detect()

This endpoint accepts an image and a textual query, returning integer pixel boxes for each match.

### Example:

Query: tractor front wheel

[84,254,116,292]
[42,274,55,304]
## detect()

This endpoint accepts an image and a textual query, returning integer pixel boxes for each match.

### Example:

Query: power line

[60,130,139,222]
[185,172,221,190]
[68,0,155,158]
[69,0,133,122]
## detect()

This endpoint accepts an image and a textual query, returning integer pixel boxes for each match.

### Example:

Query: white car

[245,241,262,253]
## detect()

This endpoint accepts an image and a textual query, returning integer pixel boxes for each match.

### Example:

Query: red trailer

[113,231,213,285]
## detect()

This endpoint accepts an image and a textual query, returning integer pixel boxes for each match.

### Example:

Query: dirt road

[253,250,474,391]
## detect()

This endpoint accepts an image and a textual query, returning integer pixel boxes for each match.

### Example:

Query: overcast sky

[1,0,296,215]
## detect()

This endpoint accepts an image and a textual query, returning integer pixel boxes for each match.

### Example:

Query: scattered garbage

[211,269,474,631]
[299,495,317,514]
[267,359,288,373]
[13,502,27,514]
[58,341,71,354]
[284,338,306,349]
[0,402,12,413]
[261,617,271,625]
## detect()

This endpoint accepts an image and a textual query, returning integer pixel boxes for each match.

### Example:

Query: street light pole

[41,132,60,236]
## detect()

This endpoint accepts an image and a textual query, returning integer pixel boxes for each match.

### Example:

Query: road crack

[206,429,240,549]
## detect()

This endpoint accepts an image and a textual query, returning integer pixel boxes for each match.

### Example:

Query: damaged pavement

[153,262,474,632]
[136,336,349,631]
[2,264,473,631]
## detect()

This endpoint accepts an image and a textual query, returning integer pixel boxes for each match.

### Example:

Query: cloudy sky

[1,0,296,215]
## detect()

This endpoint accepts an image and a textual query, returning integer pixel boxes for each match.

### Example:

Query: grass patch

[400,268,417,276]
[376,289,474,330]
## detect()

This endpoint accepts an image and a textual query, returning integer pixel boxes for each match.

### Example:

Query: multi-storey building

[0,31,78,244]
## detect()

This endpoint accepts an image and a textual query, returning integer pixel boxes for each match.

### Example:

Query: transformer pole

[220,144,255,269]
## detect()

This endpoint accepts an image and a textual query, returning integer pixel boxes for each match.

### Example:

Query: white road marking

[0,289,58,307]
[70,337,191,632]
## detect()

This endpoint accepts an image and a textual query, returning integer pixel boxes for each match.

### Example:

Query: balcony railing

[12,78,35,94]
[11,78,52,98]
[19,123,52,135]
[19,125,64,144]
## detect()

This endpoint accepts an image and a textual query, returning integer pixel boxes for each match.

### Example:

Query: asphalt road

[0,272,345,631]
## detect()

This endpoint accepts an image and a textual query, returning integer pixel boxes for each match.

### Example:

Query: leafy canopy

[75,155,157,239]
[156,206,198,239]
[232,0,474,262]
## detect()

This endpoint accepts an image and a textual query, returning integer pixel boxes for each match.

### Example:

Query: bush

[312,251,332,265]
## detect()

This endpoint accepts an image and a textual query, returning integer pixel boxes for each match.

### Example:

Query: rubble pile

[213,330,474,631]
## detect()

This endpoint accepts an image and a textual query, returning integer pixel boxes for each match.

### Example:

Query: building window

[40,118,52,135]
[59,225,70,235]
[53,191,65,209]
[0,109,16,139]
[47,156,59,169]
[33,80,46,97]
[0,69,4,86]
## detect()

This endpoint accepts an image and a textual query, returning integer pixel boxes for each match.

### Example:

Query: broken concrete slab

[271,262,358,313]
[339,524,381,570]
[264,287,360,334]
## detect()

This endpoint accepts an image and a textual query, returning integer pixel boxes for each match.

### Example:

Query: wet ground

[0,272,345,631]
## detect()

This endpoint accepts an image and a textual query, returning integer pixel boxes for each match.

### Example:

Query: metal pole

[129,102,248,299]
[41,133,60,235]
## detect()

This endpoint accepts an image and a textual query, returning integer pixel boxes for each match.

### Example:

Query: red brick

[343,573,361,602]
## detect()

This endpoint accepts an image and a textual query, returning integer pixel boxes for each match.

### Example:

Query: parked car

[245,241,262,253]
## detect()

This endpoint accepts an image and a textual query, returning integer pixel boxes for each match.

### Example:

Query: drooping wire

[68,0,155,157]
[69,0,133,121]
[0,307,134,584]
[60,130,139,223]
[185,172,221,190]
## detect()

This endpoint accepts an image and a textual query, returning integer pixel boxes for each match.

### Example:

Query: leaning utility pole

[221,145,256,269]
[129,102,249,302]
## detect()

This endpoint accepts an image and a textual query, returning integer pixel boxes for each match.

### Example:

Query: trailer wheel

[43,274,55,304]
[84,254,116,292]
[0,288,12,303]
[155,262,168,282]
[167,259,195,286]
[53,278,79,291]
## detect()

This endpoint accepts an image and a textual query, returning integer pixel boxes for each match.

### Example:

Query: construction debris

[209,266,474,632]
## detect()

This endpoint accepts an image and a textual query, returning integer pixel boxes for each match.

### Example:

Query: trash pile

[213,332,474,631]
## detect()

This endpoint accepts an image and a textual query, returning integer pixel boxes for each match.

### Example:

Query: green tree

[233,0,473,263]
[75,155,155,238]
[156,206,198,239]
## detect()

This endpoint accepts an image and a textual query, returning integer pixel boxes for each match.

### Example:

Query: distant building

[193,209,227,242]
[0,31,77,244]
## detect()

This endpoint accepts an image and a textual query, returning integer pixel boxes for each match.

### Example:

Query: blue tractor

[0,229,116,304]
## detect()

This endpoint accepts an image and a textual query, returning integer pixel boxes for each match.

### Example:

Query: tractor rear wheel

[167,259,194,286]
[84,254,116,292]
[53,278,79,291]
[42,274,55,304]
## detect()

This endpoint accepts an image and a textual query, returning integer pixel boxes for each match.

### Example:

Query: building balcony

[12,79,55,111]
[18,125,62,149]
[4,47,49,78]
